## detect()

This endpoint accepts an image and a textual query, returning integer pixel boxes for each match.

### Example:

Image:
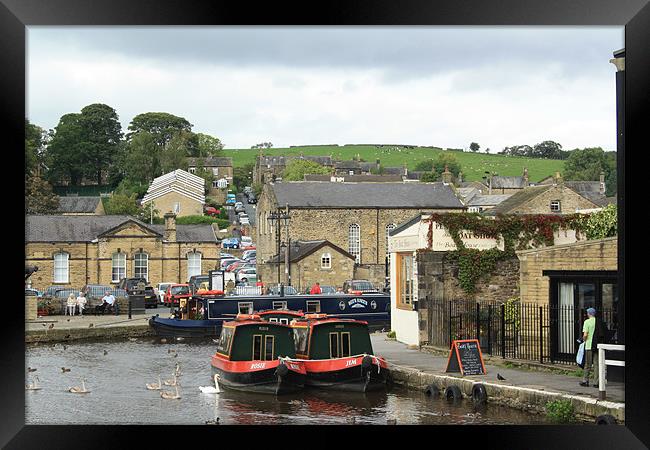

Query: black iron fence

[425,298,618,365]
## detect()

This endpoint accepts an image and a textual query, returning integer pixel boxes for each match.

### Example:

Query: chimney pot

[164,212,177,242]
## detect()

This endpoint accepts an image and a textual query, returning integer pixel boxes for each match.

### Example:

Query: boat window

[252,335,262,360]
[238,302,254,314]
[273,301,287,310]
[264,335,275,360]
[293,327,309,354]
[279,318,289,325]
[306,301,321,313]
[341,332,351,357]
[216,327,234,355]
[329,333,340,358]
[269,318,278,323]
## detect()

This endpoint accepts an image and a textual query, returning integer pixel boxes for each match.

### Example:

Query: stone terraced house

[25,213,220,290]
[141,169,205,218]
[255,181,466,288]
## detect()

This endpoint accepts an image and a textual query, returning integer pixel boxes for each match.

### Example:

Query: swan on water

[163,374,178,386]
[146,375,162,390]
[199,374,221,394]
[68,378,90,394]
[26,375,42,390]
[160,384,181,399]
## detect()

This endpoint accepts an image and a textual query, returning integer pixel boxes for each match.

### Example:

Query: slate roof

[335,160,361,169]
[187,157,233,167]
[269,182,465,209]
[303,174,404,182]
[459,181,488,191]
[25,215,217,243]
[490,176,527,189]
[266,240,355,263]
[382,166,406,176]
[56,196,102,214]
[483,185,553,215]
[466,194,513,207]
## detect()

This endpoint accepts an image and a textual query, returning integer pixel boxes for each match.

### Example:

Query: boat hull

[210,357,305,395]
[303,357,389,392]
[149,316,221,338]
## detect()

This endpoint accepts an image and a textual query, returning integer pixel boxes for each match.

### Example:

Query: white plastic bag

[576,341,585,367]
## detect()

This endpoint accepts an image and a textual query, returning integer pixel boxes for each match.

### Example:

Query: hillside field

[222,144,565,183]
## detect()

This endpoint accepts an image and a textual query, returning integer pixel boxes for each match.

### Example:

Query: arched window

[112,252,126,283]
[53,252,69,283]
[134,253,148,280]
[348,224,360,263]
[321,252,332,269]
[187,252,202,280]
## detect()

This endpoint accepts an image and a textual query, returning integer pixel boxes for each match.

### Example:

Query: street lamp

[266,206,290,285]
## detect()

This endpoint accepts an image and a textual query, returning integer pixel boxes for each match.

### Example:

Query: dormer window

[550,200,561,212]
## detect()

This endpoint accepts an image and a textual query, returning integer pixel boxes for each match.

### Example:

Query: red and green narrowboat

[290,314,389,392]
[210,314,306,395]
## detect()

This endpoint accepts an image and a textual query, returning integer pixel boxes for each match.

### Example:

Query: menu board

[209,270,224,291]
[445,339,486,376]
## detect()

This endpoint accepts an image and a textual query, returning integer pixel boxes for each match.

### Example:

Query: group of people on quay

[64,291,119,316]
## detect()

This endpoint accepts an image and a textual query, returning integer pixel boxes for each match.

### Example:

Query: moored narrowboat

[210,314,306,395]
[290,314,389,392]
[258,309,305,325]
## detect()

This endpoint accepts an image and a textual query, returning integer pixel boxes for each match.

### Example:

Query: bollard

[128,298,132,319]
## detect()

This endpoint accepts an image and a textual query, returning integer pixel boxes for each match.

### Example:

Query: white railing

[597,343,625,400]
[233,285,262,296]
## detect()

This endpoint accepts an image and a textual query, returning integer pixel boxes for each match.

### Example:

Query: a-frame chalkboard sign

[445,339,487,375]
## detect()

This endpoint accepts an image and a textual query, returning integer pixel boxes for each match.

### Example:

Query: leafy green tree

[499,145,533,157]
[138,201,161,224]
[469,142,480,152]
[160,131,192,174]
[25,176,60,214]
[233,163,255,191]
[104,192,140,215]
[114,178,149,198]
[195,133,224,157]
[25,119,46,176]
[414,159,435,171]
[123,131,158,183]
[282,159,330,181]
[193,159,215,194]
[585,204,617,240]
[79,103,123,185]
[44,113,86,186]
[532,140,563,159]
[419,172,438,182]
[564,147,616,196]
[127,112,193,147]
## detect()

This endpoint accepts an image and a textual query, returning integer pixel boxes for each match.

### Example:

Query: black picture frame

[6,0,648,447]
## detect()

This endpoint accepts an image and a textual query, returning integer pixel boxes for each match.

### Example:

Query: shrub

[175,215,230,229]
[387,330,396,339]
[545,399,576,423]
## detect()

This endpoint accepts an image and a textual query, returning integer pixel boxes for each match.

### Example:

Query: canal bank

[26,313,155,343]
[371,334,624,423]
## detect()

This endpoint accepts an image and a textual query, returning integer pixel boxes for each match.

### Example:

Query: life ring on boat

[424,384,440,397]
[445,385,463,401]
[595,414,617,425]
[275,363,289,377]
[362,355,373,369]
[471,383,488,405]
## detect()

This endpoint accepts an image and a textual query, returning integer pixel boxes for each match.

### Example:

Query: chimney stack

[554,171,563,186]
[376,158,381,172]
[164,212,177,242]
[523,167,529,186]
[458,171,463,184]
[599,171,606,195]
[442,165,453,184]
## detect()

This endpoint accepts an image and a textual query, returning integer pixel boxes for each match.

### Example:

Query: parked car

[220,252,234,259]
[236,268,257,283]
[267,285,299,296]
[226,194,237,205]
[319,285,336,295]
[204,206,220,217]
[240,216,250,226]
[25,288,41,297]
[342,279,380,294]
[240,236,254,248]
[234,203,246,214]
[226,261,247,272]
[164,284,191,306]
[247,193,257,204]
[242,249,256,260]
[221,238,240,249]
[246,258,257,266]
[220,257,241,269]
[243,186,253,196]
[188,275,210,295]
[42,285,63,299]
[117,277,157,308]
[157,282,174,304]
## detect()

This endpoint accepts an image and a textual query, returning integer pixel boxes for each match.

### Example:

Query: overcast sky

[27,26,623,151]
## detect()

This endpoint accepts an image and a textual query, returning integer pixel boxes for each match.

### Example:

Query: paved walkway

[371,334,624,403]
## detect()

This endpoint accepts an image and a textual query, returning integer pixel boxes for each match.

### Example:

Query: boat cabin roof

[217,318,297,360]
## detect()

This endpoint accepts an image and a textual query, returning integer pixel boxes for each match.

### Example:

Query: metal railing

[425,298,618,366]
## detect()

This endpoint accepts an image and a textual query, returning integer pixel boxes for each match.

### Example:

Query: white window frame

[112,252,126,283]
[173,202,181,214]
[188,167,196,174]
[348,224,361,263]
[321,252,332,269]
[238,302,254,314]
[550,200,561,212]
[134,253,148,280]
[187,252,202,280]
[53,252,69,283]
[273,301,287,310]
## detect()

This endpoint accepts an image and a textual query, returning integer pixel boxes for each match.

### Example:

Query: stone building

[256,181,466,288]
[187,157,233,194]
[262,240,355,292]
[386,212,585,346]
[456,188,512,213]
[484,168,530,194]
[253,154,334,185]
[25,213,220,290]
[56,196,106,215]
[141,169,205,217]
[303,174,404,183]
[539,171,612,207]
[484,182,600,216]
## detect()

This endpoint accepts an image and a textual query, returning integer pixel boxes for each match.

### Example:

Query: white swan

[26,375,42,390]
[160,384,181,399]
[146,375,162,390]
[68,378,90,394]
[199,374,221,394]
[174,363,182,377]
[163,374,178,386]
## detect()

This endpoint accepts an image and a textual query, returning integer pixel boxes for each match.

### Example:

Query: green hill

[223,144,565,183]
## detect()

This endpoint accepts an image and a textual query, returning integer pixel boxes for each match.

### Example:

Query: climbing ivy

[428,213,590,293]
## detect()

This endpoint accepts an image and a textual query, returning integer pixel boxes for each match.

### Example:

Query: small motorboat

[290,313,389,392]
[210,314,306,395]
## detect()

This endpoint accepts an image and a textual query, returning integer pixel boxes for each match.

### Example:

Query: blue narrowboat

[148,291,390,338]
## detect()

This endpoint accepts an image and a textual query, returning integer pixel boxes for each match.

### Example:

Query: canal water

[26,339,549,425]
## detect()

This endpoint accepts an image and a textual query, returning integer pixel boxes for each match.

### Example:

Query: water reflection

[26,339,548,425]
